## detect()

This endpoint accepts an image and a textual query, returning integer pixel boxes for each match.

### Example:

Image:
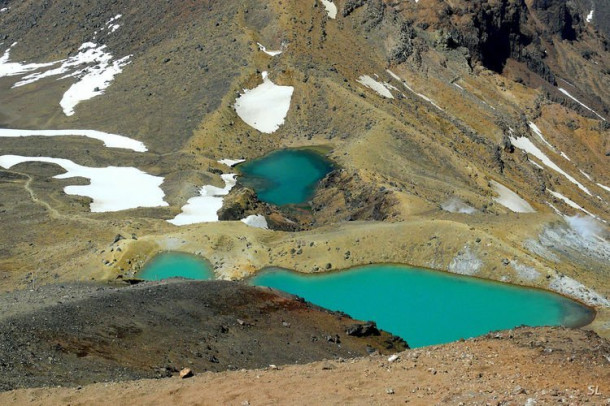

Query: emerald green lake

[237,149,333,205]
[137,252,214,281]
[250,265,594,348]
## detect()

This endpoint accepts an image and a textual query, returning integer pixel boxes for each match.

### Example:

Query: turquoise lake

[237,149,333,205]
[137,252,214,281]
[250,265,594,348]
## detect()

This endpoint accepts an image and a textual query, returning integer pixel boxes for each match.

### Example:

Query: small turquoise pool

[137,252,214,281]
[250,265,594,348]
[237,149,333,205]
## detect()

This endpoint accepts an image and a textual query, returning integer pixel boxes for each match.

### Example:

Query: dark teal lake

[137,252,214,281]
[250,265,594,348]
[237,149,333,205]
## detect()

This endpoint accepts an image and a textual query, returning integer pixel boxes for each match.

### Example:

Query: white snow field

[586,10,594,23]
[241,214,269,229]
[0,128,147,152]
[257,42,282,56]
[490,180,536,213]
[357,75,394,99]
[168,174,237,225]
[558,88,605,121]
[510,133,591,196]
[234,71,294,134]
[1,41,130,116]
[0,155,167,212]
[319,0,337,19]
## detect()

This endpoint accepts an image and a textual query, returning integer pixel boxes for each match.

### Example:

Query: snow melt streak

[510,134,591,196]
[357,75,394,99]
[558,88,605,121]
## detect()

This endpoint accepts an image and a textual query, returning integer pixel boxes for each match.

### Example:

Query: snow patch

[318,0,337,19]
[257,42,282,57]
[3,41,131,116]
[60,52,131,116]
[218,158,245,167]
[490,180,536,213]
[510,134,591,196]
[357,75,394,99]
[234,71,294,134]
[0,128,147,152]
[440,197,477,214]
[550,275,610,308]
[106,14,122,33]
[448,246,482,276]
[586,9,594,23]
[241,214,268,229]
[558,88,605,121]
[0,155,167,212]
[168,174,237,225]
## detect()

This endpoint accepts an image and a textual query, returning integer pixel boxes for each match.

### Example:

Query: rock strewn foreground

[0,280,406,391]
[0,326,608,405]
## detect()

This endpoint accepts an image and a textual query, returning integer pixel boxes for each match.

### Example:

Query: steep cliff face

[454,0,532,73]
[387,0,601,84]
[530,0,580,40]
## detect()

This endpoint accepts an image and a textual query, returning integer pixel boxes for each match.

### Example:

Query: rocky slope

[0,0,609,400]
[1,0,608,283]
[0,279,405,391]
[1,326,608,405]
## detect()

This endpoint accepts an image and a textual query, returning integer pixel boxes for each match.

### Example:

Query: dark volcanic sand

[0,280,407,391]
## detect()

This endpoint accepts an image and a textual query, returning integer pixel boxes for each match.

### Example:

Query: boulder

[346,322,380,337]
[179,368,193,379]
